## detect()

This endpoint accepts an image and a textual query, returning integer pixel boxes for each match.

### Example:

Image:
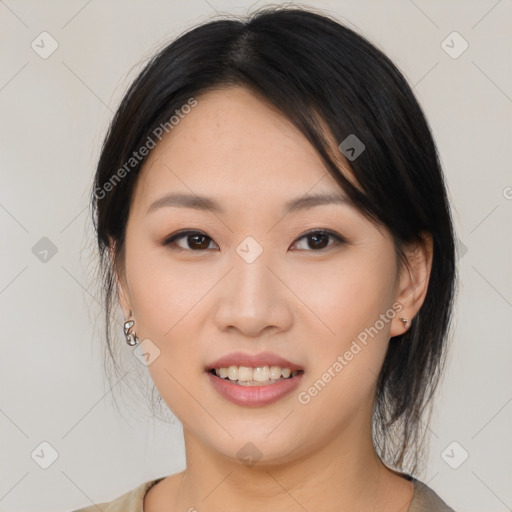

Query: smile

[211,365,302,385]
[207,367,305,407]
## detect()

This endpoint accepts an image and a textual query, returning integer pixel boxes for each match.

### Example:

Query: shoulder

[70,477,165,512]
[409,477,456,512]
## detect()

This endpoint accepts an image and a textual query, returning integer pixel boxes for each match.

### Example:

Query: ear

[390,232,433,337]
[108,237,132,319]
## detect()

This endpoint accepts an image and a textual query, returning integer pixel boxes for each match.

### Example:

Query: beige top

[71,475,455,511]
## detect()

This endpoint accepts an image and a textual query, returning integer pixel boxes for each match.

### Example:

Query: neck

[174,420,409,511]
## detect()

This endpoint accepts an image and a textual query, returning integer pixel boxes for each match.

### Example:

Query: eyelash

[162,229,347,253]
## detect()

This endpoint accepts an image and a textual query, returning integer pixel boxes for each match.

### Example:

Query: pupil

[190,235,209,250]
[310,233,328,249]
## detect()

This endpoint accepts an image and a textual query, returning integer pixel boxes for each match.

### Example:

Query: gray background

[1,1,511,511]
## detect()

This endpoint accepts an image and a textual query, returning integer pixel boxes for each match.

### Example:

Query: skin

[114,86,433,511]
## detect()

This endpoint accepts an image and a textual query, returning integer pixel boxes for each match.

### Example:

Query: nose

[213,252,294,338]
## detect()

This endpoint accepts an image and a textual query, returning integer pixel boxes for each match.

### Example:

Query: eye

[291,229,346,251]
[162,230,218,251]
[162,228,346,252]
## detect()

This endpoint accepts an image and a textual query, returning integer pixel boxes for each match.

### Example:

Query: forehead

[132,86,347,209]
[166,86,313,153]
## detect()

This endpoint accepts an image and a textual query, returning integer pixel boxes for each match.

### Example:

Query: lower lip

[206,371,304,407]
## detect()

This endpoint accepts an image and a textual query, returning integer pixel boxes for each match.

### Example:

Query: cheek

[125,241,211,339]
[122,241,208,388]
[290,247,398,346]
[123,243,213,423]
[293,247,398,412]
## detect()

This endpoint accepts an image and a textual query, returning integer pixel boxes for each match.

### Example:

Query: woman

[75,6,456,511]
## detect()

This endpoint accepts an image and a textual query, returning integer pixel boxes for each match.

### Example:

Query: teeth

[238,366,252,382]
[213,365,300,383]
[228,365,238,381]
[253,366,269,382]
[269,366,282,380]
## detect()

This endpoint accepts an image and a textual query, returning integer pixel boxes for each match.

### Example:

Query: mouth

[207,366,305,386]
[205,362,305,407]
[204,352,305,406]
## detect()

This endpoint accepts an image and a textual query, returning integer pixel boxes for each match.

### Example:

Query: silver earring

[124,319,139,346]
[399,317,409,328]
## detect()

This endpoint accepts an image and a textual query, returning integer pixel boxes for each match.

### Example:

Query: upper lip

[206,351,304,371]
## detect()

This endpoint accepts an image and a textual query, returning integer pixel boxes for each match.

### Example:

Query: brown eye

[163,230,218,251]
[292,229,346,251]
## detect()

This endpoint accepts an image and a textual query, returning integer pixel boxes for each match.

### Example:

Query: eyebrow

[146,191,349,215]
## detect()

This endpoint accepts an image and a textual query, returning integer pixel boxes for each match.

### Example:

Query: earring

[124,319,140,346]
[399,317,409,328]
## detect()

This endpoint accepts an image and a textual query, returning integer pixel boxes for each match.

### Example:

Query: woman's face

[117,86,414,466]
